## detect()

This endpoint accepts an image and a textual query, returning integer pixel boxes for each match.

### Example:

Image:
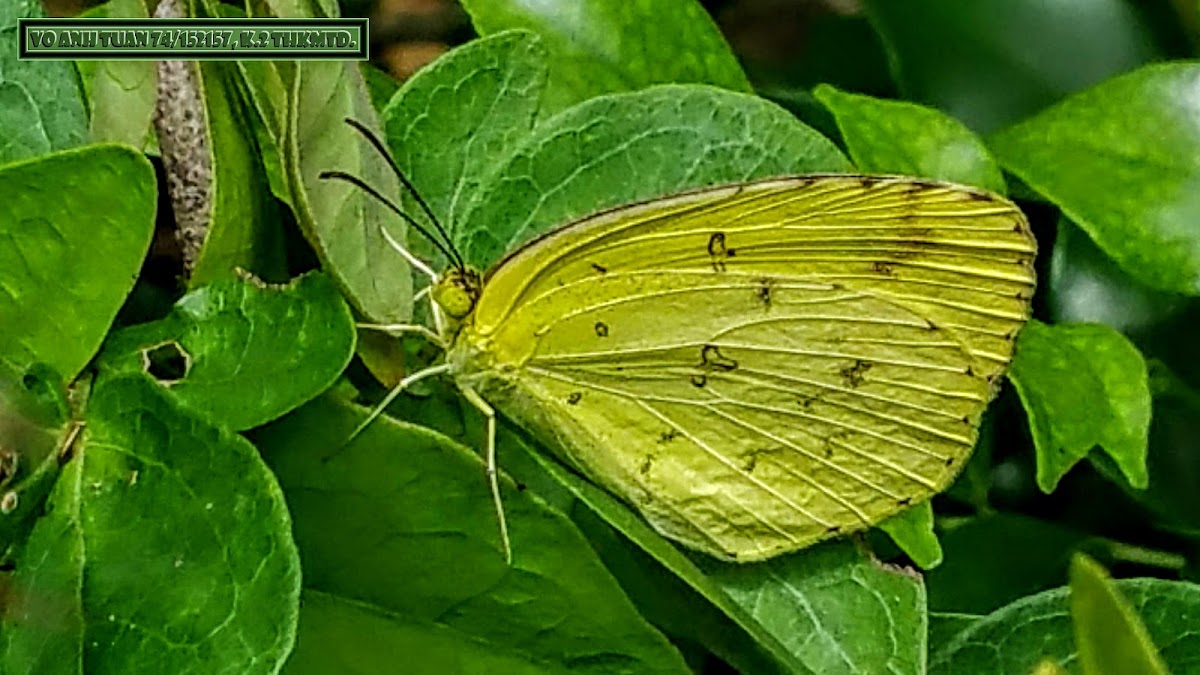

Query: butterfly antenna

[318,170,458,276]
[341,117,467,272]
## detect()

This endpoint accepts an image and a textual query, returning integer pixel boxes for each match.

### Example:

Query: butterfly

[323,118,1036,563]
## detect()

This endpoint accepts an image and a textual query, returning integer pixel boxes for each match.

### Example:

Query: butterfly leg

[341,363,453,452]
[460,385,512,565]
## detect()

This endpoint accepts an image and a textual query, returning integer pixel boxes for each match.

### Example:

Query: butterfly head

[433,267,483,320]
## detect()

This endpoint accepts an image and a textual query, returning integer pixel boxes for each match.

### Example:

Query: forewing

[468,176,1035,560]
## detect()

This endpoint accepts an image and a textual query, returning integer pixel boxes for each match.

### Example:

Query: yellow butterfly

[324,119,1036,563]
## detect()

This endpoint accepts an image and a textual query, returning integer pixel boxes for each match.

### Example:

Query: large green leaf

[459,84,850,267]
[0,0,88,163]
[1009,320,1151,493]
[863,0,1162,134]
[0,375,300,674]
[930,578,1200,674]
[814,83,1005,193]
[382,30,547,265]
[255,392,690,675]
[286,61,412,324]
[99,273,355,432]
[0,145,156,380]
[461,0,750,114]
[990,64,1200,295]
[286,590,554,675]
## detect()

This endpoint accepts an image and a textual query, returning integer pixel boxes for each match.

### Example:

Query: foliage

[2,0,1199,673]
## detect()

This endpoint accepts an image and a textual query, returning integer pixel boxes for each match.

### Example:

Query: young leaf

[1070,554,1169,675]
[0,145,156,380]
[878,501,944,570]
[1009,320,1151,493]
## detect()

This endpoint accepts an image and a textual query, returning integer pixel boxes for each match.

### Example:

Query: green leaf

[232,59,290,205]
[255,393,690,675]
[1070,554,1168,675]
[702,545,927,675]
[285,590,553,675]
[460,84,851,267]
[814,84,1005,193]
[461,0,750,114]
[0,375,300,673]
[930,578,1200,674]
[286,61,413,324]
[0,145,156,380]
[99,272,354,431]
[863,0,1161,134]
[501,430,925,675]
[1009,320,1151,493]
[382,30,547,262]
[990,64,1200,295]
[76,0,156,150]
[185,61,286,285]
[0,0,88,163]
[927,612,981,657]
[878,501,944,570]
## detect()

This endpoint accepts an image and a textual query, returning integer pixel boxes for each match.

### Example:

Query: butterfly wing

[455,176,1035,561]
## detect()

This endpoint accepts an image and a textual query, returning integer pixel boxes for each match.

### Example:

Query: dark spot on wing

[872,261,894,276]
[707,232,730,272]
[756,278,773,308]
[591,262,607,274]
[967,191,993,202]
[691,374,707,388]
[897,496,912,506]
[640,454,656,475]
[658,429,679,444]
[944,456,955,466]
[699,344,738,372]
[742,453,758,473]
[516,482,527,492]
[840,359,873,388]
[859,176,880,189]
[594,321,609,337]
[825,525,842,535]
[797,394,817,409]
[567,392,582,405]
